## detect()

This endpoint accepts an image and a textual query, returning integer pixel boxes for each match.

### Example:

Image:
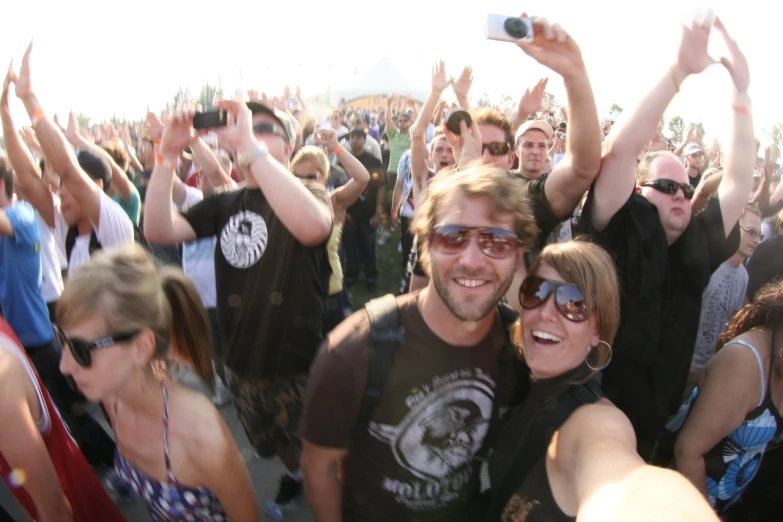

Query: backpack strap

[65,227,103,267]
[352,294,406,442]
[480,378,605,522]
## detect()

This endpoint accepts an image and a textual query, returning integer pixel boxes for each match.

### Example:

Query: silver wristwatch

[237,142,269,167]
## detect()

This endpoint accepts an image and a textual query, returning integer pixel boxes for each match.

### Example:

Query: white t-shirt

[54,191,135,276]
[35,212,64,303]
[180,184,236,309]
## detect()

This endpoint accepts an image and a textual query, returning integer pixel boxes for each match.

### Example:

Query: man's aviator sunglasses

[429,225,522,259]
[640,179,695,200]
[252,123,288,140]
[519,276,589,322]
[53,323,139,368]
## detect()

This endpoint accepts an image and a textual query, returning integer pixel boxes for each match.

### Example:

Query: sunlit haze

[2,0,780,145]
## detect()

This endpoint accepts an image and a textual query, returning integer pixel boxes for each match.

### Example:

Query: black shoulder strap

[65,227,102,265]
[352,294,406,442]
[481,379,605,522]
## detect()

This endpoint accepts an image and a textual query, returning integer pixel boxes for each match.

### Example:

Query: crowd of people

[0,11,781,522]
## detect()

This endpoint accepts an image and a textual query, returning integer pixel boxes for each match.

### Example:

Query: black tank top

[501,456,572,521]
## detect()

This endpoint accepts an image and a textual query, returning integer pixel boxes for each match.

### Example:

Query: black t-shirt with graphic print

[182,183,333,377]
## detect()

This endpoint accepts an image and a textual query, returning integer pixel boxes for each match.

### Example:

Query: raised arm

[550,403,718,521]
[451,66,473,112]
[591,19,716,231]
[190,136,233,187]
[412,62,449,181]
[216,100,331,246]
[515,18,601,218]
[750,147,774,211]
[63,112,136,206]
[510,78,547,134]
[0,65,54,226]
[143,113,198,244]
[714,18,755,238]
[12,43,103,226]
[317,129,370,214]
[385,95,395,137]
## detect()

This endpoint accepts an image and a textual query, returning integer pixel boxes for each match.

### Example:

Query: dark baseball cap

[246,101,296,146]
[350,127,367,138]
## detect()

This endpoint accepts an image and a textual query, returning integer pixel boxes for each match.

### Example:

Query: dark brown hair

[717,280,783,350]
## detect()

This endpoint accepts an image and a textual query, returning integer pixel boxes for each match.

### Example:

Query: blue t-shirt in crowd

[0,202,53,346]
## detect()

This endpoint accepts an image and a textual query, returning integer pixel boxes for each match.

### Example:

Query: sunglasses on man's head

[253,123,288,141]
[640,179,695,200]
[482,142,511,156]
[429,225,521,259]
[53,323,139,368]
[740,225,764,241]
[519,276,589,322]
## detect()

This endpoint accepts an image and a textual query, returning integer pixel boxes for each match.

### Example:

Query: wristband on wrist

[333,145,344,155]
[731,104,751,115]
[153,140,161,146]
[155,152,177,170]
[30,107,44,127]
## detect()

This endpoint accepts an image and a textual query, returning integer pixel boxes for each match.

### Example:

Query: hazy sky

[2,0,779,145]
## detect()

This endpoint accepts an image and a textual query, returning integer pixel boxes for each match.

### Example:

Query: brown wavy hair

[717,279,783,351]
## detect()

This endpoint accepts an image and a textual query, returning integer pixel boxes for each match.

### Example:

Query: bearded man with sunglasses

[301,164,537,522]
[575,17,754,460]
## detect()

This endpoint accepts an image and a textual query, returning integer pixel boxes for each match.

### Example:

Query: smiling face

[428,192,521,322]
[520,263,600,380]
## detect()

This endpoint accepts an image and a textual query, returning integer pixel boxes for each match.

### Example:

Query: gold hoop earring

[586,340,613,372]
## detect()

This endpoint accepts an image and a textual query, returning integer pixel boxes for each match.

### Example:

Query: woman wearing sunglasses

[289,128,370,334]
[482,240,717,521]
[56,244,259,521]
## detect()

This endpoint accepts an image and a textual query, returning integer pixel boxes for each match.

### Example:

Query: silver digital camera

[485,15,534,43]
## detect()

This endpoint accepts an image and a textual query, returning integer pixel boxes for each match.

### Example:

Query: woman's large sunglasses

[429,225,522,259]
[519,276,589,322]
[53,323,139,368]
[640,179,695,200]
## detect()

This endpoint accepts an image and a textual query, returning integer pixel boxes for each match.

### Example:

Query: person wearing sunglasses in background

[56,244,259,521]
[575,17,754,460]
[300,164,537,522]
[689,204,763,385]
[480,241,718,522]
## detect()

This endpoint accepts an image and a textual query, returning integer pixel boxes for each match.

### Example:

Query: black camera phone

[193,110,228,129]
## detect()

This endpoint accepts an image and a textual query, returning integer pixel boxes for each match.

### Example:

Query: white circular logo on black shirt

[220,211,268,268]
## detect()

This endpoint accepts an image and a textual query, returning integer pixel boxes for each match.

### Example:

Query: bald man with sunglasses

[575,17,754,460]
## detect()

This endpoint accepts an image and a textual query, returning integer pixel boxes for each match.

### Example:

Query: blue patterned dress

[666,340,782,512]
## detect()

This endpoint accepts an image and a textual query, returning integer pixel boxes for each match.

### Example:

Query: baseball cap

[684,143,702,156]
[246,101,296,146]
[350,127,367,138]
[515,120,554,144]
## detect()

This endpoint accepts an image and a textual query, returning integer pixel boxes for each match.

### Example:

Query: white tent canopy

[330,57,429,106]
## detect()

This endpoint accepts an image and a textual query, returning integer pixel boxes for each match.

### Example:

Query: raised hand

[214,99,255,152]
[295,85,302,101]
[431,60,450,93]
[247,89,259,102]
[283,85,292,100]
[64,112,82,146]
[518,78,548,119]
[159,111,195,160]
[13,42,34,100]
[145,112,165,142]
[451,66,473,99]
[515,15,585,80]
[714,17,749,94]
[442,118,483,166]
[1,62,14,111]
[314,127,339,153]
[675,13,717,77]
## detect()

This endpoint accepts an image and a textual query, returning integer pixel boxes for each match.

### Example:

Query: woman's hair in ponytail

[57,243,213,387]
[160,266,214,388]
[716,279,783,350]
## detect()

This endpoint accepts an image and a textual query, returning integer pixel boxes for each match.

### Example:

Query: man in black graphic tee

[144,100,333,507]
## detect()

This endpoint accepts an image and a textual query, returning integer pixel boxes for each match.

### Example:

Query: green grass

[346,225,405,311]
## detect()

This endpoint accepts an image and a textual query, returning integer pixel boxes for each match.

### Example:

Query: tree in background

[76,112,91,129]
[198,82,223,111]
[610,103,624,114]
[476,92,491,108]
[668,115,685,143]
